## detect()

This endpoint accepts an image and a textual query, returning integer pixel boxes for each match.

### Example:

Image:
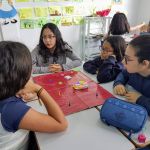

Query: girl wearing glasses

[83,36,126,83]
[113,35,150,116]
[32,23,82,74]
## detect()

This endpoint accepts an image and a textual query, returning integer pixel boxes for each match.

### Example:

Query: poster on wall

[50,16,61,25]
[15,0,114,29]
[20,19,34,29]
[62,6,74,16]
[48,6,61,16]
[19,8,34,19]
[34,7,49,17]
[61,16,72,26]
[0,0,18,25]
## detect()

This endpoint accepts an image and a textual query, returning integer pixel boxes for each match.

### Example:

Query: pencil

[68,101,71,107]
[38,99,42,106]
[96,93,98,98]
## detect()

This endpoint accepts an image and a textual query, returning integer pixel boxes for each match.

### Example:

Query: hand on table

[49,64,63,73]
[124,92,141,103]
[114,84,141,103]
[16,79,41,102]
[113,84,127,96]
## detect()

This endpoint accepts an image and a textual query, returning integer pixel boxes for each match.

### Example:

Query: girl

[107,12,145,36]
[0,41,68,150]
[83,36,126,83]
[113,35,150,116]
[32,23,82,74]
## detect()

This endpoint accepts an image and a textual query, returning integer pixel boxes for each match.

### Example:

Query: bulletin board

[15,0,89,29]
[33,70,114,115]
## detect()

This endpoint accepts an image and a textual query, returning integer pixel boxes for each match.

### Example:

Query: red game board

[33,70,113,115]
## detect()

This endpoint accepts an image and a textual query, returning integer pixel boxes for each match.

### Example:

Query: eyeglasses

[100,46,113,53]
[101,48,113,53]
[124,55,134,64]
[42,35,56,40]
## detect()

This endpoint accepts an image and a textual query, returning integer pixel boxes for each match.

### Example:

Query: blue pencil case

[100,98,148,135]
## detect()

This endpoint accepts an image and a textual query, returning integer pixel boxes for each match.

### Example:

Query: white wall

[124,0,150,26]
[0,0,150,54]
[136,0,150,24]
[124,0,140,26]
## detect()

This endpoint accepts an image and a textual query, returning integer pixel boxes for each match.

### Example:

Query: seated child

[105,12,145,38]
[83,36,126,83]
[113,35,150,116]
[0,41,68,150]
[32,23,82,74]
[140,21,150,35]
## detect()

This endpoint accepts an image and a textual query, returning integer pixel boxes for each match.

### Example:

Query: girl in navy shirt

[0,41,68,149]
[83,36,126,83]
[114,35,150,116]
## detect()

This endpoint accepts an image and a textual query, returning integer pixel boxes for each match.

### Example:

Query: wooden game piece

[58,81,63,85]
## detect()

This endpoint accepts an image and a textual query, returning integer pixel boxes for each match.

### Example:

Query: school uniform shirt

[140,32,150,36]
[114,70,150,116]
[83,56,124,83]
[31,45,82,74]
[0,97,31,150]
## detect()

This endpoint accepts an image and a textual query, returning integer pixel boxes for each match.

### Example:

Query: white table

[30,104,134,150]
[30,68,134,150]
[96,78,150,148]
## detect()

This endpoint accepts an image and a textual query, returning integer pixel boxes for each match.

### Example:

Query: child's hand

[49,64,62,73]
[17,92,37,102]
[100,51,114,60]
[16,79,41,101]
[113,84,127,96]
[100,51,109,60]
[125,92,141,103]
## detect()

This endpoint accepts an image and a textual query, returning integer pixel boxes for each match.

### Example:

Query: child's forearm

[38,88,67,125]
[130,23,145,32]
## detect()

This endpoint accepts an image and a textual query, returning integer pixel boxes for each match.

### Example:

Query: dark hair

[148,21,150,32]
[0,41,32,100]
[108,13,130,35]
[129,35,150,63]
[104,35,126,61]
[39,23,72,63]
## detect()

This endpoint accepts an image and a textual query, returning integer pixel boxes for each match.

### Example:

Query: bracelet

[37,87,44,98]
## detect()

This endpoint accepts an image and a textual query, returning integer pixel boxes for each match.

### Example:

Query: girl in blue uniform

[0,41,68,149]
[114,35,150,116]
[83,35,126,83]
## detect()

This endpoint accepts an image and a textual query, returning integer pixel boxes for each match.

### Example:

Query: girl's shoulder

[31,45,42,57]
[32,45,40,53]
[0,96,29,114]
[0,96,30,132]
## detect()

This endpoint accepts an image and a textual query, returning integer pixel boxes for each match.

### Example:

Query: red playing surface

[33,70,114,115]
